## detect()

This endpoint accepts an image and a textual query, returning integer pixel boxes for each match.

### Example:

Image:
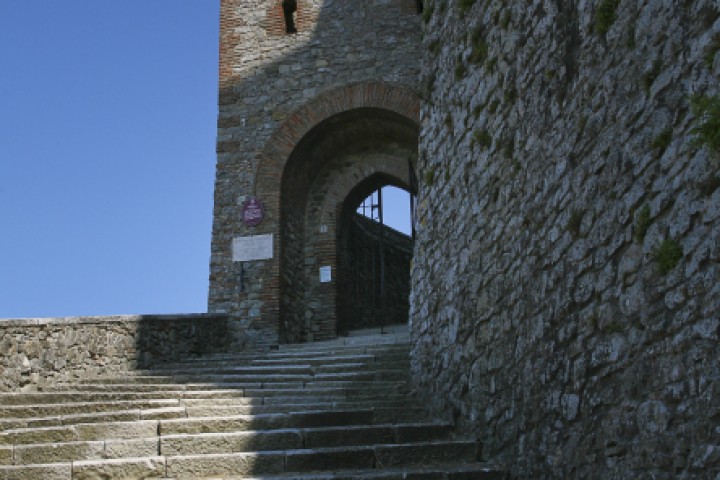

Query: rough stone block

[160,414,288,435]
[139,407,186,420]
[374,441,478,467]
[0,426,78,445]
[75,420,158,441]
[166,451,284,478]
[104,438,159,459]
[394,424,453,443]
[72,456,166,479]
[161,429,303,456]
[0,463,72,480]
[14,441,104,464]
[0,445,13,465]
[304,425,395,448]
[285,446,375,472]
[289,410,373,428]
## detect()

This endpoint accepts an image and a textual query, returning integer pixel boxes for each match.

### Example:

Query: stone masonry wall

[411,0,719,478]
[0,314,228,391]
[210,0,422,345]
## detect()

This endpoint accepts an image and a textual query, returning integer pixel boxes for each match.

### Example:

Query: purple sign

[242,197,264,227]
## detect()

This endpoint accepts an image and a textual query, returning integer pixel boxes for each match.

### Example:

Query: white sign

[232,234,274,262]
[319,266,332,283]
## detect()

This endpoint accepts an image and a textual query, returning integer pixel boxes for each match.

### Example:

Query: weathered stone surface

[104,438,160,459]
[166,451,284,478]
[374,441,479,468]
[160,429,303,456]
[160,415,265,436]
[13,440,104,464]
[74,420,159,442]
[0,314,228,392]
[0,445,13,465]
[411,0,720,478]
[303,425,395,449]
[72,456,166,479]
[285,446,375,472]
[0,463,72,480]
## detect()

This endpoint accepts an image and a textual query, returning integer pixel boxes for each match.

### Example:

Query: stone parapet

[0,314,228,392]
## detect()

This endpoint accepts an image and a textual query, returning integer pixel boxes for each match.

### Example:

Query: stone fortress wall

[410,0,719,478]
[209,0,423,346]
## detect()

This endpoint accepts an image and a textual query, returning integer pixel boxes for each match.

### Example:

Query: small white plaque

[319,266,332,283]
[233,234,274,262]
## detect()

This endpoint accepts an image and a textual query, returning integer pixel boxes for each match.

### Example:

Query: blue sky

[0,2,411,319]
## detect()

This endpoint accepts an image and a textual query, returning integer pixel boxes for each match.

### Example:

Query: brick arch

[255,82,419,201]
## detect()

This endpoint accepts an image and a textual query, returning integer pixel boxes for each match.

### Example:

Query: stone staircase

[0,326,504,479]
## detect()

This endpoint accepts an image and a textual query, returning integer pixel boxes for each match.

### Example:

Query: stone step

[0,407,188,432]
[44,382,291,392]
[278,336,409,350]
[8,422,449,465]
[0,398,428,430]
[36,384,411,399]
[250,354,377,366]
[159,410,375,435]
[163,440,479,478]
[0,390,249,405]
[0,387,413,407]
[149,350,411,371]
[160,423,454,457]
[81,369,408,384]
[244,463,506,479]
[144,363,407,377]
[0,405,429,437]
[268,349,410,359]
[0,399,180,419]
[182,402,430,419]
[146,364,317,375]
[18,440,476,479]
[0,328,502,479]
[11,437,159,465]
[181,370,409,383]
[1,440,478,477]
[0,420,159,445]
[161,340,410,361]
[186,404,430,420]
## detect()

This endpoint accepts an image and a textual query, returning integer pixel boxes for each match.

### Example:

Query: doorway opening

[278,107,418,343]
[337,179,415,335]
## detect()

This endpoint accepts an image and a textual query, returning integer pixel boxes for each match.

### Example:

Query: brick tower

[208,0,423,348]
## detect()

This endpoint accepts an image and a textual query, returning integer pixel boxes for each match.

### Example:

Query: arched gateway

[208,1,422,348]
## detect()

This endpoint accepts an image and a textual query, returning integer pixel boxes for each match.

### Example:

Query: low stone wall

[0,314,228,391]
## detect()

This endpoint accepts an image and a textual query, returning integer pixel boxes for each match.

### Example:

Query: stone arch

[255,82,419,200]
[253,82,419,343]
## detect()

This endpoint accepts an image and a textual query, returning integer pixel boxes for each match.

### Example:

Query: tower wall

[209,0,423,346]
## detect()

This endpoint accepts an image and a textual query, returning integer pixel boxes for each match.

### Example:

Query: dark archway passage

[279,107,418,343]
